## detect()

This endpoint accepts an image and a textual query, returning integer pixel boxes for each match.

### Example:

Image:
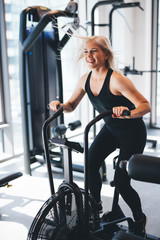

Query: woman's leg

[88,125,118,203]
[114,166,143,220]
[114,151,147,236]
[112,120,147,221]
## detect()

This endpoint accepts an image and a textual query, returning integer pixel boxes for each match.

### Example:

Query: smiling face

[83,40,109,70]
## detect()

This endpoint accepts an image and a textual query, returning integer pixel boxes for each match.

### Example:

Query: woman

[49,35,151,237]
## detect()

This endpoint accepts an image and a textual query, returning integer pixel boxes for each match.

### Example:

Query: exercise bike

[27,107,134,240]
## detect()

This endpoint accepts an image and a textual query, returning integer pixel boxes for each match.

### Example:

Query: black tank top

[85,68,142,127]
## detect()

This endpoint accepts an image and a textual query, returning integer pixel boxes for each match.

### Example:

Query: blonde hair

[77,35,118,70]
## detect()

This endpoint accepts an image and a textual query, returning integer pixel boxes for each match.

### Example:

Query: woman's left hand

[112,106,130,118]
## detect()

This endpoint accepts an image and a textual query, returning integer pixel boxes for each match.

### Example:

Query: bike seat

[128,154,160,184]
[50,137,84,153]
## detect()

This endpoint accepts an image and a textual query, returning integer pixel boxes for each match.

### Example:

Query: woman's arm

[110,71,151,119]
[49,73,87,112]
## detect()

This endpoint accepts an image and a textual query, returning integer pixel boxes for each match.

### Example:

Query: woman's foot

[134,213,147,238]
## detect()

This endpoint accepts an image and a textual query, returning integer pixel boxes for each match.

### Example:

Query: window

[0,0,9,159]
[1,0,88,162]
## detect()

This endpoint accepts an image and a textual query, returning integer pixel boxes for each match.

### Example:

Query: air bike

[27,106,139,240]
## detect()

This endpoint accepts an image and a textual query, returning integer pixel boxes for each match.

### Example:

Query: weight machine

[123,57,158,148]
[19,1,79,175]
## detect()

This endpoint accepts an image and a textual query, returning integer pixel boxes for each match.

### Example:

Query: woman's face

[83,40,108,70]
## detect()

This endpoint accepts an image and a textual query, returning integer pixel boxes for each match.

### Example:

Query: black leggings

[88,119,147,221]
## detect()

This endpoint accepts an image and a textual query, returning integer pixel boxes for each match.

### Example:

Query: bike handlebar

[44,107,130,133]
[83,109,129,161]
[85,109,130,134]
[43,107,130,137]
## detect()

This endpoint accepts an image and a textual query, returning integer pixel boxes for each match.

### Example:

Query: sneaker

[134,213,147,238]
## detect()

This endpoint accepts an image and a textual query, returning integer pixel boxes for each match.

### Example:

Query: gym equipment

[0,172,23,188]
[19,1,79,174]
[123,57,160,76]
[113,154,160,240]
[52,120,81,137]
[86,1,143,43]
[0,172,23,218]
[27,107,135,240]
[49,119,84,175]
[112,230,145,240]
[123,57,159,149]
[51,120,107,182]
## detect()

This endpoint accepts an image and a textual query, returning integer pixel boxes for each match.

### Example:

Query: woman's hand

[49,100,61,112]
[112,106,130,118]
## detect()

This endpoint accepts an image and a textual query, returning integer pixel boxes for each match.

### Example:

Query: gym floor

[0,128,160,240]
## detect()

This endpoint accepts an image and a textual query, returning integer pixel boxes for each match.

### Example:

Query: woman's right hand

[49,100,61,112]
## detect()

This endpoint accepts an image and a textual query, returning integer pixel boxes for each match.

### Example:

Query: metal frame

[0,0,6,125]
[0,55,5,126]
[90,0,142,39]
[151,0,160,128]
[109,2,143,44]
[0,50,5,125]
